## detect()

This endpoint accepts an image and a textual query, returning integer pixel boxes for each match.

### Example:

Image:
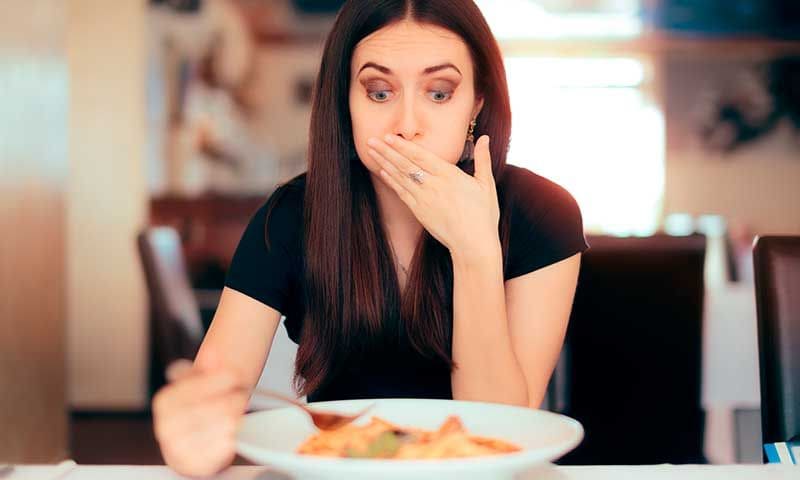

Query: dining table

[6,461,798,480]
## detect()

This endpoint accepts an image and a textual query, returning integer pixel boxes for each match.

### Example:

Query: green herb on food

[345,431,408,458]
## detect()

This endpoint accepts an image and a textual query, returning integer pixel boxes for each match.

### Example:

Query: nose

[393,96,422,141]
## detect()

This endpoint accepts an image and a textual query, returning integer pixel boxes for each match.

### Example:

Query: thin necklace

[387,238,409,277]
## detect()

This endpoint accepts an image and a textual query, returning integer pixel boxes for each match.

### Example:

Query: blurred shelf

[500,32,800,58]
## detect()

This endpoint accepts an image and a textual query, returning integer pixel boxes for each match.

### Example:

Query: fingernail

[165,359,194,383]
[383,134,395,144]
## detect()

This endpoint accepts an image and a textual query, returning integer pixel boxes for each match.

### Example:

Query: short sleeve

[224,185,303,314]
[503,166,589,281]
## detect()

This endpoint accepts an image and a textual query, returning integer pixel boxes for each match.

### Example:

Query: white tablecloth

[7,464,798,480]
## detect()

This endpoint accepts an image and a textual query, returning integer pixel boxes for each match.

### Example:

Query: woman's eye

[429,90,453,103]
[368,90,393,102]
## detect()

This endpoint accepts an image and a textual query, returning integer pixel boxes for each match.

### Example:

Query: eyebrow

[357,61,462,77]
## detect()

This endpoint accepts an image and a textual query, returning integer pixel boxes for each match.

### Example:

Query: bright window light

[474,0,642,40]
[504,57,664,236]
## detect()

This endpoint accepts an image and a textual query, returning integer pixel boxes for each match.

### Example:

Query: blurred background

[1,0,799,469]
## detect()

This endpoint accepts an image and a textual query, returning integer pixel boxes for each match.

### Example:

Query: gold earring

[458,118,478,167]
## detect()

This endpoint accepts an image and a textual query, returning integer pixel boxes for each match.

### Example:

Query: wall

[665,125,800,235]
[248,42,322,181]
[67,0,150,409]
[0,0,69,461]
[662,52,800,236]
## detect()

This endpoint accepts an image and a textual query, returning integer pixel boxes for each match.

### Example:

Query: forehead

[351,21,473,76]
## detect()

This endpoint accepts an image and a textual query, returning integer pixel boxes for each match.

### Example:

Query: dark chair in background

[149,194,263,327]
[753,236,800,453]
[557,233,707,465]
[137,227,206,396]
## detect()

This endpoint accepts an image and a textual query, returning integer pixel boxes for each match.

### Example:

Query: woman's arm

[450,240,526,405]
[153,287,283,476]
[505,253,581,408]
[193,287,283,391]
[450,247,581,408]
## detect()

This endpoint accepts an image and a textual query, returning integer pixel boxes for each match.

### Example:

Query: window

[504,56,664,236]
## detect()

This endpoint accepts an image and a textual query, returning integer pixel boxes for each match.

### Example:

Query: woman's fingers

[377,167,419,209]
[368,137,425,177]
[153,353,251,476]
[154,369,241,413]
[155,389,247,439]
[158,419,239,477]
[165,359,194,383]
[472,135,493,185]
[376,135,451,176]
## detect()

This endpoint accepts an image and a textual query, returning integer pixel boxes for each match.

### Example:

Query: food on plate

[297,415,521,459]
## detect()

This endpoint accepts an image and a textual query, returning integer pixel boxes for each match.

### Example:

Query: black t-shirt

[224,164,589,402]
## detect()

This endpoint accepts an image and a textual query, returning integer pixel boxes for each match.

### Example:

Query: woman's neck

[370,173,423,292]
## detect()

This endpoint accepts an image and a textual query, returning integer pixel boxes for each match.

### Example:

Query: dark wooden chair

[753,235,800,456]
[557,234,707,464]
[137,226,205,396]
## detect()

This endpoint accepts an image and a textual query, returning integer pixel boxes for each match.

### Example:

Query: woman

[153,0,588,476]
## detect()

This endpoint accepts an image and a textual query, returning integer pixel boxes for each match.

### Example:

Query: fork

[166,359,373,431]
[249,387,374,431]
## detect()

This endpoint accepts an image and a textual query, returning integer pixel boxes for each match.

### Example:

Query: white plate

[236,398,583,480]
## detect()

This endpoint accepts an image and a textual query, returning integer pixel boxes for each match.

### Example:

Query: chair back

[753,235,800,446]
[137,227,204,392]
[558,233,707,464]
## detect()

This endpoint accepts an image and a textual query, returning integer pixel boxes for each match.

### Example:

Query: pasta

[297,415,521,459]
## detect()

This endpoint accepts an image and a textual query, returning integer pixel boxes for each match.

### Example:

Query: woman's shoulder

[225,173,306,314]
[499,164,588,279]
[244,172,306,250]
[498,164,580,220]
[268,172,306,209]
[260,172,306,225]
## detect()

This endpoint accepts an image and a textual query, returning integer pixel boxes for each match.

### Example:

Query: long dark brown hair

[268,0,513,397]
